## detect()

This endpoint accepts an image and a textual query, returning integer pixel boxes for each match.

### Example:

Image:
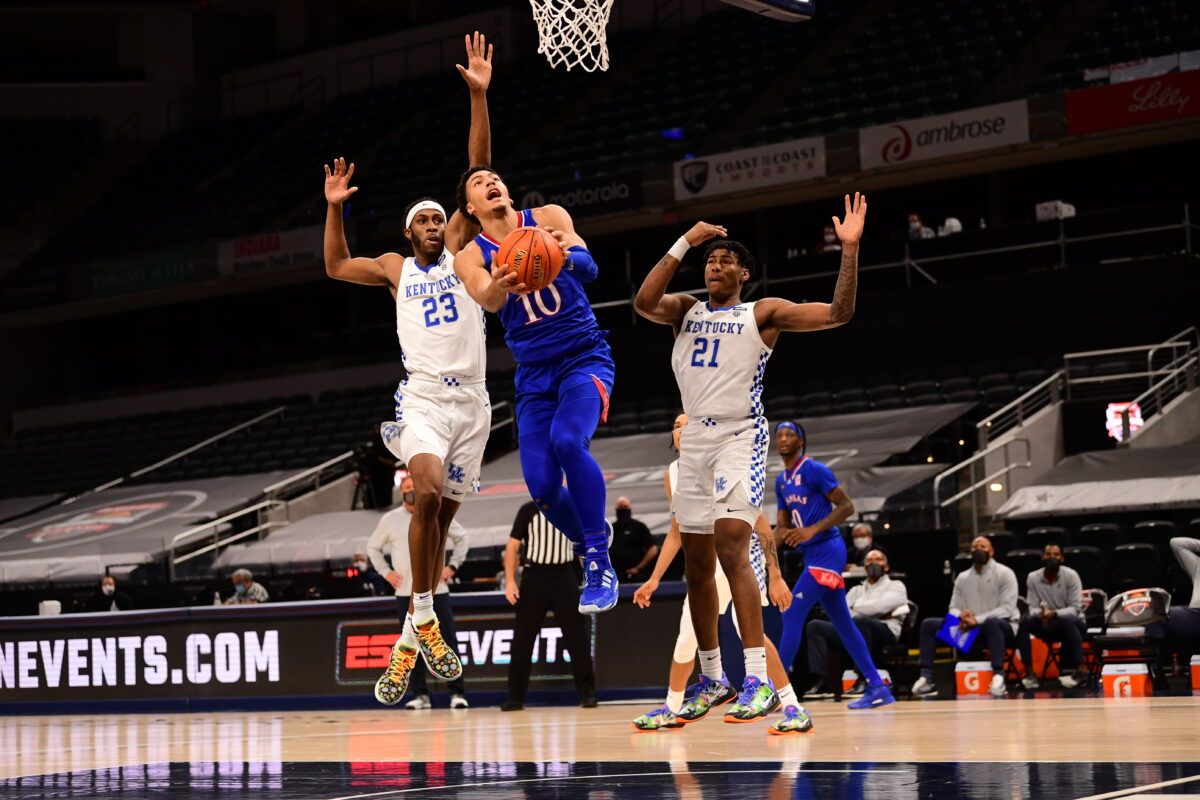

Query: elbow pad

[565,245,598,282]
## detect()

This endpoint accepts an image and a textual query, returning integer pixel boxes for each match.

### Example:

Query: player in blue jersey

[773,421,895,710]
[452,166,618,614]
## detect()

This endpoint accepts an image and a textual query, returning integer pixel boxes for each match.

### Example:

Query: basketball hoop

[528,0,614,72]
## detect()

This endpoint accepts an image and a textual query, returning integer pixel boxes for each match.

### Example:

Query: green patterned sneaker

[677,675,737,723]
[631,705,684,732]
[768,704,814,735]
[723,675,780,724]
[373,642,418,705]
[415,618,464,680]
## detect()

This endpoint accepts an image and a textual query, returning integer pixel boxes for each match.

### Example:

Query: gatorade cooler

[841,669,891,691]
[955,661,993,696]
[1190,655,1200,691]
[1102,664,1151,698]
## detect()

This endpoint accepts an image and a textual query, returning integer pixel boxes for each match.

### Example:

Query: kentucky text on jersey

[404,273,462,298]
[682,319,747,335]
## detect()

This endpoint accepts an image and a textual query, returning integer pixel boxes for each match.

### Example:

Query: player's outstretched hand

[832,192,867,245]
[456,30,494,92]
[324,157,358,205]
[684,221,728,247]
[769,575,793,612]
[491,262,526,294]
[633,578,659,608]
[540,225,571,261]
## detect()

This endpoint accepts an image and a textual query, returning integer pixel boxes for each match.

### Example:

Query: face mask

[403,491,416,505]
[101,585,115,596]
[853,537,871,550]
[865,563,884,580]
[1043,557,1062,572]
[235,583,247,595]
[353,560,368,572]
[971,549,990,566]
[616,507,632,522]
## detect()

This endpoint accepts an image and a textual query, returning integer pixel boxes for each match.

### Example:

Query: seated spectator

[225,568,269,605]
[911,536,1018,698]
[814,224,842,255]
[1017,544,1086,689]
[353,549,393,596]
[85,576,133,612]
[907,212,935,241]
[805,549,909,696]
[609,497,658,579]
[1157,537,1200,662]
[846,522,874,567]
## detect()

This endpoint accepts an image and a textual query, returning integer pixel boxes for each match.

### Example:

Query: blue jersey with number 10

[473,209,607,367]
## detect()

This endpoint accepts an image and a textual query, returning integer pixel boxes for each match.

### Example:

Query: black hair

[456,165,501,225]
[702,239,757,279]
[402,196,443,230]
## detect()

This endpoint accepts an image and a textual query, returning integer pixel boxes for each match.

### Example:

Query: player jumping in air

[323,32,495,705]
[633,193,869,723]
[774,421,896,710]
[452,171,618,615]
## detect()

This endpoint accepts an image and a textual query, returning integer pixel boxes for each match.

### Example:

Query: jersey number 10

[690,336,721,368]
[517,284,563,325]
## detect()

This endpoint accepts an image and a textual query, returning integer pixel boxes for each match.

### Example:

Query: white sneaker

[1021,675,1040,690]
[910,676,937,697]
[989,674,1006,698]
[404,694,431,710]
[450,694,470,709]
[1059,672,1082,689]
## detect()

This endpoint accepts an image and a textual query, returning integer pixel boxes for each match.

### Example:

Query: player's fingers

[831,215,839,228]
[487,43,493,62]
[347,186,358,195]
[455,64,467,76]
[346,162,355,180]
[324,164,331,177]
[844,193,852,216]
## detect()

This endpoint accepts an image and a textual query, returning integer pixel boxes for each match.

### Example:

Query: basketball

[496,226,563,293]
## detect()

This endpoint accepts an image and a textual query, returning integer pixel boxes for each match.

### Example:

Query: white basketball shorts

[673,415,769,533]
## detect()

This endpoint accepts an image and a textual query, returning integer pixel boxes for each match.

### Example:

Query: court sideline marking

[1074,774,1200,800]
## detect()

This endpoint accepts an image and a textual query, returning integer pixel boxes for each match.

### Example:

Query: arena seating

[0,118,102,224]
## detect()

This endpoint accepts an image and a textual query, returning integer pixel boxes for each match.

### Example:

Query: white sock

[777,683,798,708]
[399,613,417,649]
[743,647,768,682]
[699,648,722,681]
[413,591,435,625]
[666,688,685,714]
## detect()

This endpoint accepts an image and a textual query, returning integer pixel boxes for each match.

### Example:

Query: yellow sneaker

[374,642,418,705]
[415,618,463,680]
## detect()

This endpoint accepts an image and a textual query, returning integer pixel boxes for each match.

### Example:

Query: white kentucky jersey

[670,300,772,420]
[395,249,486,379]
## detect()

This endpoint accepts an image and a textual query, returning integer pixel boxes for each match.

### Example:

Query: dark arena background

[1,0,1199,797]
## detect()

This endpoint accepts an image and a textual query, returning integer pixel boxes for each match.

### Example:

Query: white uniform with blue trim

[381,250,491,500]
[669,300,771,532]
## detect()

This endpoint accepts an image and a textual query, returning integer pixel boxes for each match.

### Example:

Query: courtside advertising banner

[218,225,324,277]
[859,101,1030,170]
[1066,70,1200,136]
[673,136,826,201]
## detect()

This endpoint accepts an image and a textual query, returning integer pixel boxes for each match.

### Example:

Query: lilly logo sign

[860,101,1030,169]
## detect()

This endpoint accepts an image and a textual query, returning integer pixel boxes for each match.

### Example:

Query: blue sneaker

[847,682,896,710]
[578,555,618,614]
[677,675,737,722]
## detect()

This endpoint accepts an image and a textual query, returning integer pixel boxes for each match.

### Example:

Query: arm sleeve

[1056,570,1082,619]
[446,519,470,570]
[564,246,598,283]
[366,515,394,575]
[976,568,1018,622]
[510,503,534,542]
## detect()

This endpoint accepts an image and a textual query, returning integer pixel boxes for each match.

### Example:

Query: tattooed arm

[755,513,792,611]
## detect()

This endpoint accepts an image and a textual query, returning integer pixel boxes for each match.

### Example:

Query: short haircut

[853,522,873,536]
[456,165,500,224]
[232,568,253,581]
[702,239,756,278]
[403,196,442,229]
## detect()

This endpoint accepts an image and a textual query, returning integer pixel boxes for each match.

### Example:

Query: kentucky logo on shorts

[448,463,465,484]
[714,476,727,494]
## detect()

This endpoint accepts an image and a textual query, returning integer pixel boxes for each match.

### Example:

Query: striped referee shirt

[510,500,575,566]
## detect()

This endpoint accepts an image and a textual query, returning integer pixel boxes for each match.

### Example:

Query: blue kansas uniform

[776,456,845,586]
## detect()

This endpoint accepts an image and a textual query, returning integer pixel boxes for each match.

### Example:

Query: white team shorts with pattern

[380,376,491,501]
[673,415,769,533]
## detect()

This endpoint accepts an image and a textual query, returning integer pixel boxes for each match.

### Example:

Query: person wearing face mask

[804,549,908,697]
[224,568,269,606]
[1017,543,1085,690]
[608,497,658,579]
[366,475,470,709]
[912,536,1018,698]
[813,224,842,255]
[352,550,393,596]
[85,575,133,612]
[847,522,874,568]
[907,212,934,241]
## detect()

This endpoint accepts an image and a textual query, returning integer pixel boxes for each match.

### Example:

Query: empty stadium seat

[983,530,1014,561]
[1110,544,1163,592]
[1062,545,1106,592]
[1004,548,1043,581]
[1128,520,1177,558]
[1024,526,1069,550]
[1076,522,1123,555]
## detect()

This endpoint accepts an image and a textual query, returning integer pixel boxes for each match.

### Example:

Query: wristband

[667,236,691,262]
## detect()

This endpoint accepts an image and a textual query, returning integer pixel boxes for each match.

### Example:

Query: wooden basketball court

[2,697,1198,798]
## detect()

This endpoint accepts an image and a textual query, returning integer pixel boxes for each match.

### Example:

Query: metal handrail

[977,371,1064,447]
[1146,326,1199,389]
[933,439,1031,534]
[261,449,355,498]
[168,499,281,580]
[1123,355,1199,441]
[172,521,286,567]
[1064,341,1191,361]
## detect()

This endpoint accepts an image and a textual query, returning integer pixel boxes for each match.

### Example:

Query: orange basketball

[495,226,563,294]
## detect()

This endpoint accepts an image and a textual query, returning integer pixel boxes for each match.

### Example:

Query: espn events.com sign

[859,101,1030,170]
[1067,70,1200,135]
[673,137,826,201]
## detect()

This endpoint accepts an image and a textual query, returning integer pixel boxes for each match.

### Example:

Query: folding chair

[879,600,919,695]
[1087,587,1172,691]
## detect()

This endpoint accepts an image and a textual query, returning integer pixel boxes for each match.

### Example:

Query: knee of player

[548,427,587,458]
[714,540,748,569]
[411,484,441,513]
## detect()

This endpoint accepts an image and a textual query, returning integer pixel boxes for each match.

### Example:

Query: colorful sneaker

[768,705,814,735]
[578,555,619,614]
[415,618,463,680]
[373,642,418,705]
[631,705,683,732]
[847,682,896,709]
[724,675,780,723]
[677,675,737,723]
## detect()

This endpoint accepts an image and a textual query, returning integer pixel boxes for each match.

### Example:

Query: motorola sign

[518,173,642,217]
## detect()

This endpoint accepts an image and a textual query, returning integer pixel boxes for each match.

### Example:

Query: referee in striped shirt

[502,500,597,711]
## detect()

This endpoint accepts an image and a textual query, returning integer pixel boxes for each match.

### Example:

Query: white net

[528,0,615,72]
